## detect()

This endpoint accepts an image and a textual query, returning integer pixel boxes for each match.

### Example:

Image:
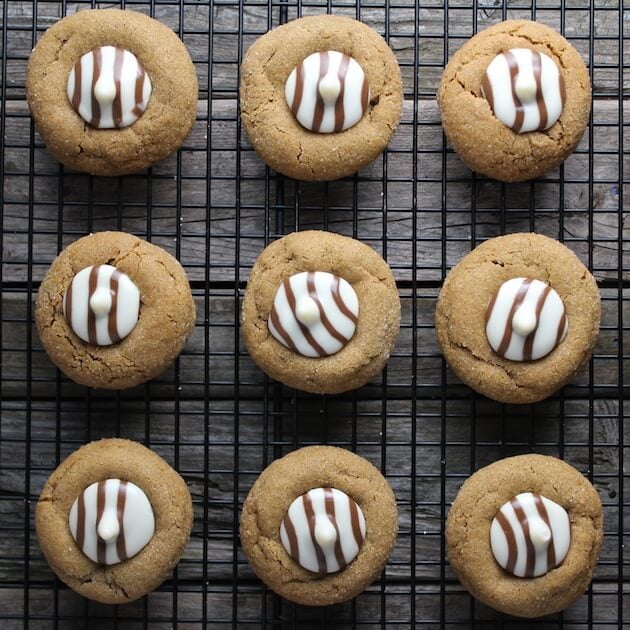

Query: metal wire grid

[0,0,628,627]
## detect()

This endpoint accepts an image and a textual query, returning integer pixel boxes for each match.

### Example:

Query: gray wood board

[1,0,628,626]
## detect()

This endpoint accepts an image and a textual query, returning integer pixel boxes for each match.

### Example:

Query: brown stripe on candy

[532,51,548,130]
[481,73,495,114]
[71,58,83,112]
[534,494,556,571]
[108,269,121,344]
[132,62,146,117]
[522,283,551,361]
[312,52,330,133]
[332,276,358,324]
[90,48,103,127]
[112,47,125,128]
[269,305,299,354]
[494,509,517,574]
[64,277,73,329]
[302,493,327,574]
[511,497,536,578]
[555,310,567,348]
[76,488,86,551]
[284,278,326,356]
[291,60,305,116]
[485,291,498,326]
[282,510,300,563]
[87,266,100,345]
[306,272,349,345]
[324,487,346,571]
[496,278,532,357]
[360,71,369,113]
[116,481,128,562]
[96,480,107,565]
[559,71,566,108]
[334,54,350,133]
[348,493,364,549]
[504,50,525,133]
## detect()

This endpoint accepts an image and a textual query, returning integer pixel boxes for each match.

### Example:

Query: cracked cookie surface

[26,8,198,176]
[35,438,193,604]
[446,454,603,617]
[435,233,600,403]
[35,231,196,389]
[437,20,591,182]
[241,230,401,394]
[240,445,398,606]
[239,15,403,180]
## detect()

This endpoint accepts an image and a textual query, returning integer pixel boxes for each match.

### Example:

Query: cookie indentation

[69,478,155,566]
[285,51,369,133]
[63,264,140,346]
[280,487,366,574]
[481,48,565,133]
[490,492,570,578]
[67,46,152,129]
[268,271,359,357]
[485,277,568,361]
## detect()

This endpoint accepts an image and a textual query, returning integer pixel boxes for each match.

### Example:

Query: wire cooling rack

[1,0,628,628]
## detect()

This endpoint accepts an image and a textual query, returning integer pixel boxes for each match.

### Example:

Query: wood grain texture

[1,1,628,627]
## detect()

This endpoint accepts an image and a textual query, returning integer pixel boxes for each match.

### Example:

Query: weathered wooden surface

[1,0,629,627]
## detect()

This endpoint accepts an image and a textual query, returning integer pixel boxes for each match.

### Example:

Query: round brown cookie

[26,8,198,176]
[241,230,400,394]
[438,20,591,182]
[240,15,403,180]
[36,438,193,604]
[435,233,600,403]
[240,446,398,606]
[446,454,603,617]
[36,231,196,389]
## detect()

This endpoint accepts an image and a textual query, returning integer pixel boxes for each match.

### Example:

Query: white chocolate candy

[69,479,155,566]
[285,51,370,133]
[268,271,359,358]
[63,264,140,346]
[314,513,338,548]
[67,46,152,129]
[280,487,366,574]
[511,305,537,337]
[490,492,570,578]
[318,74,342,105]
[486,277,568,361]
[481,48,566,133]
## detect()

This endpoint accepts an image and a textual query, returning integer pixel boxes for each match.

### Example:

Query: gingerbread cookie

[435,233,600,403]
[35,231,196,389]
[438,20,591,181]
[26,8,198,175]
[36,438,193,604]
[446,454,603,617]
[240,446,398,605]
[241,231,400,394]
[240,15,403,180]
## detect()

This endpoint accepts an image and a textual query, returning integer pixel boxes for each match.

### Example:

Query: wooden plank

[2,99,628,284]
[0,396,625,583]
[2,2,625,98]
[1,291,628,399]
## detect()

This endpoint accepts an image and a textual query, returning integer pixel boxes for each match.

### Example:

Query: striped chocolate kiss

[481,48,566,134]
[280,487,367,574]
[490,492,570,578]
[69,479,155,566]
[63,264,140,346]
[285,50,370,133]
[67,46,152,129]
[485,277,568,361]
[268,271,359,358]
